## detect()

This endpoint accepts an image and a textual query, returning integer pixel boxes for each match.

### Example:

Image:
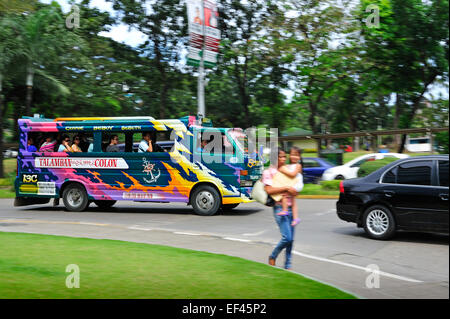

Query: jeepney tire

[62,183,89,212]
[191,185,221,216]
[221,203,240,211]
[94,200,117,209]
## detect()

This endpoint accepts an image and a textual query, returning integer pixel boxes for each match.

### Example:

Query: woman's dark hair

[277,147,285,155]
[109,135,118,143]
[289,146,303,173]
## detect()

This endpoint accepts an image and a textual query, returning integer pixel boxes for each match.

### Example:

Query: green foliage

[435,131,449,154]
[302,148,318,153]
[357,158,399,177]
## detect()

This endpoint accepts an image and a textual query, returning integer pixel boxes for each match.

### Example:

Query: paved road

[0,198,448,299]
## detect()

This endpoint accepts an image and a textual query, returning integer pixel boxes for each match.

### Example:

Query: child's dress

[287,164,304,193]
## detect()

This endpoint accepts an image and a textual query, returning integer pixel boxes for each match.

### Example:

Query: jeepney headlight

[240,180,253,187]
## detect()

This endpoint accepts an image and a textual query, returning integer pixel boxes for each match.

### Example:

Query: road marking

[173,231,202,236]
[315,209,336,216]
[223,237,252,243]
[292,250,423,283]
[242,230,266,236]
[127,226,153,231]
[78,222,110,226]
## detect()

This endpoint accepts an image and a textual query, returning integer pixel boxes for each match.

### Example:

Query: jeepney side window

[102,133,126,152]
[26,132,41,152]
[26,132,94,153]
[131,130,175,153]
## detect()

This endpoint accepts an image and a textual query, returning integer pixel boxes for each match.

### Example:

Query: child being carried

[271,147,304,226]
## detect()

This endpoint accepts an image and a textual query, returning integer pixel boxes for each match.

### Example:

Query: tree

[358,0,449,152]
[0,15,21,178]
[264,0,352,134]
[17,3,77,116]
[0,0,36,14]
[109,0,188,118]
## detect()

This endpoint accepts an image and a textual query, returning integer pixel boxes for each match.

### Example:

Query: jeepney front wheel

[191,185,221,216]
[62,183,89,212]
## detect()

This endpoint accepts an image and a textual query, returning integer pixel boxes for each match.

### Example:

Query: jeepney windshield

[227,128,248,154]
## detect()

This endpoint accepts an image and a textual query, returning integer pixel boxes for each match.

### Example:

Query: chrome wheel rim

[196,191,214,212]
[367,209,389,235]
[67,189,83,208]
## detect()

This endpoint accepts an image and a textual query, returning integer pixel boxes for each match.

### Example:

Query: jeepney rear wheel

[62,183,89,212]
[191,185,221,216]
[94,200,117,209]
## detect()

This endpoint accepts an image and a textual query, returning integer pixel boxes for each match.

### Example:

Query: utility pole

[197,0,206,121]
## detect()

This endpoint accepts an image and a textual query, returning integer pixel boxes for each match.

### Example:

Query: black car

[337,155,449,240]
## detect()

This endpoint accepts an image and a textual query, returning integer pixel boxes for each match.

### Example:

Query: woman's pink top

[262,166,293,206]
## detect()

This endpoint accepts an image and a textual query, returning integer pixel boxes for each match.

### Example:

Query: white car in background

[2,149,18,158]
[321,153,410,181]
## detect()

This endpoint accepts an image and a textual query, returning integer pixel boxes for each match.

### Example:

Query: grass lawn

[0,232,356,299]
[0,159,15,198]
[3,158,16,175]
[0,189,15,198]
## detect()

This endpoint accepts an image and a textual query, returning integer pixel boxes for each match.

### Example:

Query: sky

[40,0,147,47]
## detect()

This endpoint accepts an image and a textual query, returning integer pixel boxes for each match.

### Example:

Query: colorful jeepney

[14,115,263,215]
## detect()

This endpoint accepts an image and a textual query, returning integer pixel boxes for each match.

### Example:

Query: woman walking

[262,148,303,270]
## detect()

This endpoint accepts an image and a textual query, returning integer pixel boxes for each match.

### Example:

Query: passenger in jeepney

[106,135,120,152]
[27,136,37,152]
[39,134,57,152]
[138,132,164,153]
[197,138,209,152]
[78,133,90,152]
[57,135,73,152]
[138,132,153,152]
[87,137,94,152]
[71,135,83,152]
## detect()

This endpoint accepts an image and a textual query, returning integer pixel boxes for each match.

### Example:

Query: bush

[320,180,341,190]
[435,132,449,154]
[302,148,317,153]
[357,158,398,177]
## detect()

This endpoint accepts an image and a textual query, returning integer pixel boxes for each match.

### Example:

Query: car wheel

[222,203,239,211]
[363,205,396,240]
[94,200,116,209]
[335,175,345,180]
[62,184,89,212]
[191,185,221,216]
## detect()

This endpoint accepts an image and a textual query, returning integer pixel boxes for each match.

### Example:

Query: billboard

[187,0,220,68]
